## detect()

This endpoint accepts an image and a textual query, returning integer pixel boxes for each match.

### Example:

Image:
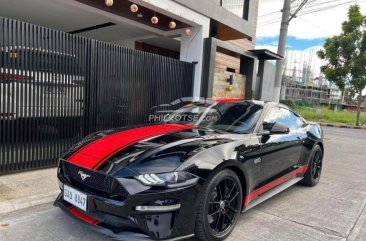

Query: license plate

[63,185,88,211]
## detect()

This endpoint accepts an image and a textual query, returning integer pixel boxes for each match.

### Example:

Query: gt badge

[254,158,262,164]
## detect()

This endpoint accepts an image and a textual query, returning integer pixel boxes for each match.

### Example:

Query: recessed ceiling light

[130,4,139,13]
[105,0,113,7]
[137,13,143,18]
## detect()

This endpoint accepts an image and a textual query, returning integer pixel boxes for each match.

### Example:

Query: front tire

[195,169,242,241]
[301,145,323,186]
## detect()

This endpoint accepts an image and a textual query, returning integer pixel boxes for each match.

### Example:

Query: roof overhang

[173,0,256,41]
[250,49,283,60]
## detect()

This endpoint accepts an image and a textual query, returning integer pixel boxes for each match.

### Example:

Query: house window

[220,0,250,20]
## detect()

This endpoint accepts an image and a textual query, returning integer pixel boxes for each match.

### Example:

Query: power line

[289,0,309,22]
[299,0,366,16]
[258,0,365,27]
[260,0,349,19]
[296,16,333,35]
[258,0,314,26]
[259,0,316,19]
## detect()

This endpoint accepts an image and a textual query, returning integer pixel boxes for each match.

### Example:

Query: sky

[257,0,366,41]
[256,0,366,87]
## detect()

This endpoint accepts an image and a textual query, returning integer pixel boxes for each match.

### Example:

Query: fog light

[135,204,181,212]
[144,198,179,206]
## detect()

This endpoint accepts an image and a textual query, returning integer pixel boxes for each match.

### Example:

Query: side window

[215,104,262,133]
[263,107,280,131]
[263,107,304,131]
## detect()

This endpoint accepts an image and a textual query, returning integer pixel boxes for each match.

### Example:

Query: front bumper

[54,181,201,240]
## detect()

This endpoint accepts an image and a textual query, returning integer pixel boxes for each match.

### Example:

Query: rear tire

[300,145,323,187]
[195,169,242,241]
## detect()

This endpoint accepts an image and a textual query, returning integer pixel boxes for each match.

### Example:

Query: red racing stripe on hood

[68,124,193,170]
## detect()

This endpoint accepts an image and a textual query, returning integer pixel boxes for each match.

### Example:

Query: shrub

[280,99,296,109]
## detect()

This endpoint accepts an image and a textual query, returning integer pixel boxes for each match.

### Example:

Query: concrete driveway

[0,127,365,241]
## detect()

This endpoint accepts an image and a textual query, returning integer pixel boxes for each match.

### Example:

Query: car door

[258,106,306,184]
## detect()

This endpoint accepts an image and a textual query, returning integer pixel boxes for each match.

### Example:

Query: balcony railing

[220,0,250,20]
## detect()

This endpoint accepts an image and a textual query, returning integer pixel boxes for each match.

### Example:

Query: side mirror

[260,130,270,143]
[260,130,270,136]
[270,122,290,134]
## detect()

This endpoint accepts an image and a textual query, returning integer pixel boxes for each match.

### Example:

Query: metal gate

[0,17,194,174]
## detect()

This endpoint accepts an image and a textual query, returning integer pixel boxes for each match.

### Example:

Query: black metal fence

[0,17,194,174]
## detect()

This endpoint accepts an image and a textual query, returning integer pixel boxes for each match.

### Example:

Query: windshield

[164,102,262,134]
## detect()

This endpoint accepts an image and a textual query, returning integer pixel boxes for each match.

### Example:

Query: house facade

[0,0,282,174]
[0,0,276,100]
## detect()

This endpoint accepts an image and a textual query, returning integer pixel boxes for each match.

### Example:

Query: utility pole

[273,0,309,102]
[273,0,291,102]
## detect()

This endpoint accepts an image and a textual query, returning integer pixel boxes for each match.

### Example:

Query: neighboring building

[285,83,337,104]
[282,60,343,104]
[302,64,314,86]
[283,71,343,104]
[0,0,277,100]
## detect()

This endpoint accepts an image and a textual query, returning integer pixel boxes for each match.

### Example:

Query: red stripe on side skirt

[68,124,193,170]
[68,207,100,225]
[244,165,308,206]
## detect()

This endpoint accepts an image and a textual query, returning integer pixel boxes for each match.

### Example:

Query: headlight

[135,172,199,188]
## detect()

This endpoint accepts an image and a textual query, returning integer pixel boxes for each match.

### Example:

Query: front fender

[176,135,262,199]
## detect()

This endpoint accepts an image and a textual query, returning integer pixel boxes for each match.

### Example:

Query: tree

[317,4,366,126]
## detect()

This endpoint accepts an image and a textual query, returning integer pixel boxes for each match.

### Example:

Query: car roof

[194,99,276,107]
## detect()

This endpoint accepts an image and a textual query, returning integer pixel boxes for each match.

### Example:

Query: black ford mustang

[54,100,324,241]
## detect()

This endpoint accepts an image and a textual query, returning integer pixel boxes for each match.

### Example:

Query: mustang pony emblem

[78,171,90,181]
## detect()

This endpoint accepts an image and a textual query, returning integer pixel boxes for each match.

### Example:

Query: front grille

[63,161,128,198]
[117,184,129,197]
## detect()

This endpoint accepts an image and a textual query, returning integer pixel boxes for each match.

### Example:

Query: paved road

[1,127,365,241]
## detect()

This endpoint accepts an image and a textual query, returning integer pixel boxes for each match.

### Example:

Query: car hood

[65,124,238,177]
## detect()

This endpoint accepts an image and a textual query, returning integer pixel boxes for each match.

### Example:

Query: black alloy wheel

[195,169,242,241]
[301,145,323,186]
[208,178,240,234]
[311,149,322,181]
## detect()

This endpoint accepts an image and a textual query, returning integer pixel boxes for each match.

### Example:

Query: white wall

[258,61,276,101]
[180,27,206,99]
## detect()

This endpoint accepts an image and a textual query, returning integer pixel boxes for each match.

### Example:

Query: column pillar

[180,26,209,99]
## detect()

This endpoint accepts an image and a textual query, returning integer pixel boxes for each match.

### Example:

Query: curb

[318,122,366,130]
[0,190,59,215]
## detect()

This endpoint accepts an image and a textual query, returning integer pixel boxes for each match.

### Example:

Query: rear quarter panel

[299,122,324,166]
